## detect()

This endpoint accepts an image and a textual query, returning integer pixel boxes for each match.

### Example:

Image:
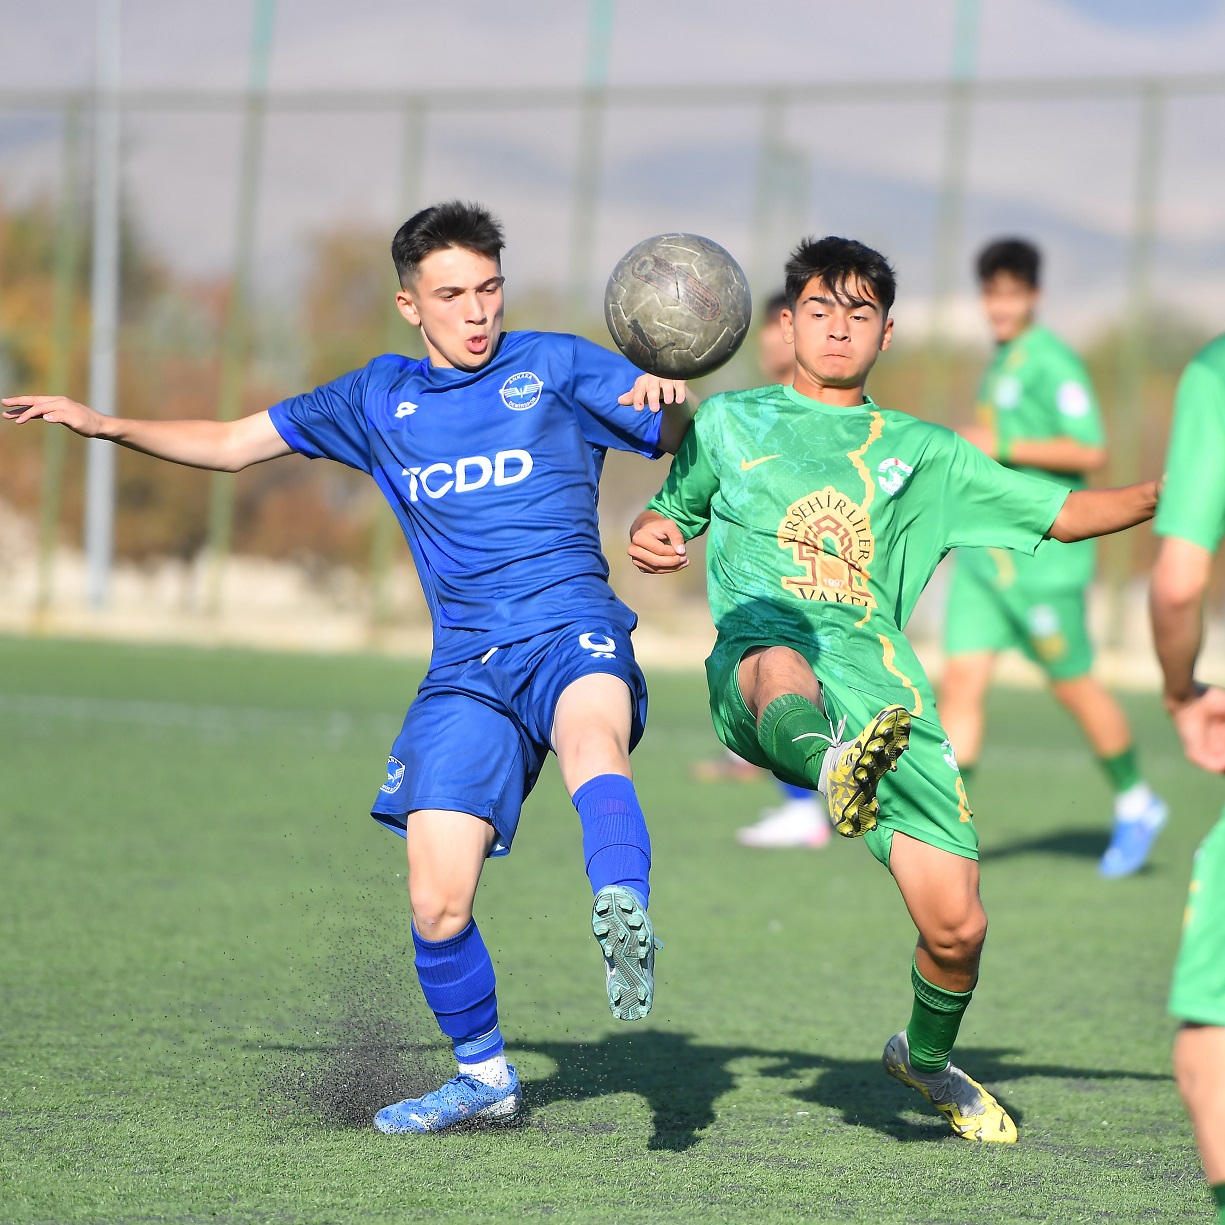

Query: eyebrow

[433,276,505,295]
[805,292,877,312]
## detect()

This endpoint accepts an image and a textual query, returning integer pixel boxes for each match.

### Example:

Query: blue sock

[412,919,503,1061]
[572,773,651,910]
[778,781,811,801]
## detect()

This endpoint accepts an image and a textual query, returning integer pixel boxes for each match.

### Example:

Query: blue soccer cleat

[373,1067,522,1134]
[1099,790,1169,879]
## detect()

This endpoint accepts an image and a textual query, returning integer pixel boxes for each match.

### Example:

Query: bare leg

[1050,674,1132,759]
[939,652,996,771]
[1174,1024,1225,1183]
[551,672,633,794]
[889,831,986,992]
[737,644,821,720]
[405,808,495,940]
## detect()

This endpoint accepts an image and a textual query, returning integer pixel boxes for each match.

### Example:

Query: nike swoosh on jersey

[740,455,782,471]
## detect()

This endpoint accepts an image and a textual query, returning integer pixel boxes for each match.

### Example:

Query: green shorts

[706,639,977,869]
[1169,811,1225,1027]
[944,562,1093,682]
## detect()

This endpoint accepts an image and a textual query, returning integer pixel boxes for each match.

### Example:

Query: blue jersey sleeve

[267,365,373,474]
[569,335,663,459]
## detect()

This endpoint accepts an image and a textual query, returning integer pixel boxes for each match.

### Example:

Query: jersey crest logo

[500,371,544,411]
[877,457,913,496]
[381,756,405,794]
[777,487,876,608]
[993,374,1022,411]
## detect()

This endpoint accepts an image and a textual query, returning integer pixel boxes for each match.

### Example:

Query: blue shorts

[371,616,648,855]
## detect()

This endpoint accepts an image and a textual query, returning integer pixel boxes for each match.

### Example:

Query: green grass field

[0,634,1219,1223]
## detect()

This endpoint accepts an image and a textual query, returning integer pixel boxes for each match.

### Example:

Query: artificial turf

[0,634,1217,1223]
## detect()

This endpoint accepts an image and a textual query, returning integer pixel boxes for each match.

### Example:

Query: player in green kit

[940,239,1166,878]
[1150,334,1225,1223]
[629,236,1159,1142]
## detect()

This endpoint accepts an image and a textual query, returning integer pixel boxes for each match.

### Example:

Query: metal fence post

[921,0,982,424]
[204,0,276,614]
[37,97,83,617]
[84,0,122,609]
[1106,82,1164,647]
[567,0,615,316]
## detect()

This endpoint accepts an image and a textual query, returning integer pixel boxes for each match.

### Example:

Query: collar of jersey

[782,384,877,414]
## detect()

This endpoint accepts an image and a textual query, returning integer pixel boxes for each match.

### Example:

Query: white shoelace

[789,715,849,796]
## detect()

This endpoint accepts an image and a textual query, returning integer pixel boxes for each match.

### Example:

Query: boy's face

[980,271,1038,344]
[396,246,505,370]
[782,275,892,391]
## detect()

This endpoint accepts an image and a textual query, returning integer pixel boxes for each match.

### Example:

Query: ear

[780,308,795,345]
[396,288,422,328]
[879,317,894,353]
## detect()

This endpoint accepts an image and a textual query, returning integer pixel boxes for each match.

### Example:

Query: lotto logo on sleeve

[1056,381,1091,418]
[500,371,544,410]
[579,632,617,659]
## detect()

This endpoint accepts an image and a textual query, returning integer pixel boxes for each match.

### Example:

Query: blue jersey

[268,330,662,667]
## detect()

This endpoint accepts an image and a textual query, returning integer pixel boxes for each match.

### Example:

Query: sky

[2,0,1225,342]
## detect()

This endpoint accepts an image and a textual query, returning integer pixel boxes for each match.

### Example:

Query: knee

[1172,1026,1205,1108]
[409,887,473,941]
[924,909,988,970]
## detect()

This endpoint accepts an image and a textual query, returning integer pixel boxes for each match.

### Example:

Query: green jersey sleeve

[940,432,1069,553]
[1154,351,1225,552]
[645,407,719,540]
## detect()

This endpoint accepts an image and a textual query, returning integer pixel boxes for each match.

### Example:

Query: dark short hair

[784,236,896,316]
[391,200,505,287]
[977,238,1041,288]
[762,290,789,324]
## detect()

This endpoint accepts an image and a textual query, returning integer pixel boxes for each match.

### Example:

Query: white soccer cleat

[736,797,831,848]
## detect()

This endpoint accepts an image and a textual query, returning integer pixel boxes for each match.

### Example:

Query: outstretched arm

[2,396,291,472]
[1046,480,1159,543]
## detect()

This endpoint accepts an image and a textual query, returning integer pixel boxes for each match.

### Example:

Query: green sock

[959,762,976,785]
[907,959,974,1073]
[1099,746,1141,795]
[757,693,834,790]
[1212,1181,1225,1224]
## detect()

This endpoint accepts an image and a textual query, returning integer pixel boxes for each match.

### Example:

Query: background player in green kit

[1150,334,1225,1223]
[629,236,1159,1143]
[940,239,1166,878]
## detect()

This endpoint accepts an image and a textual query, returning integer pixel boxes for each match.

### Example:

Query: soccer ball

[604,233,752,379]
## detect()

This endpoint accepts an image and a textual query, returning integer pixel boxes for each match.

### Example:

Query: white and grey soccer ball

[604,233,752,379]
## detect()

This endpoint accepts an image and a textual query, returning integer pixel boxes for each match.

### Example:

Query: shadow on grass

[513,1033,1168,1152]
[981,827,1106,862]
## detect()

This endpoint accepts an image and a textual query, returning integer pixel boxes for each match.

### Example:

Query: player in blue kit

[3,200,692,1134]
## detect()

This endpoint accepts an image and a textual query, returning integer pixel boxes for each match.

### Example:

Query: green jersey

[960,323,1104,591]
[647,384,1069,712]
[1154,332,1225,553]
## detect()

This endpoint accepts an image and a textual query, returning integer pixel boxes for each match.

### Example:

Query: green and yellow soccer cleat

[882,1030,1017,1143]
[820,705,911,837]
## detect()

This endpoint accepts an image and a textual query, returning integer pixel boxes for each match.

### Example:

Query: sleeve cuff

[266,401,323,460]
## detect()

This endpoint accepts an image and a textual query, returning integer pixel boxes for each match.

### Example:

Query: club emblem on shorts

[381,755,405,795]
[1026,604,1068,662]
[942,738,959,770]
[579,631,617,660]
[500,371,544,411]
[877,457,913,496]
[777,487,876,608]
